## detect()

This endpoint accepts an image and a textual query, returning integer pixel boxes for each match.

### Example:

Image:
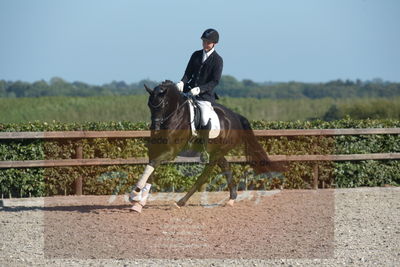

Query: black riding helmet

[201,28,219,43]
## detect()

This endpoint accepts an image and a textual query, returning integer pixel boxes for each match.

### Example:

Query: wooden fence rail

[1,128,400,140]
[1,128,399,193]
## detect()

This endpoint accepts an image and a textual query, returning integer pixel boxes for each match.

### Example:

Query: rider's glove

[189,87,200,96]
[176,81,184,92]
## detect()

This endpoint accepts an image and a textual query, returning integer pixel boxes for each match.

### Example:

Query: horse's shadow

[0,204,129,213]
[0,202,226,213]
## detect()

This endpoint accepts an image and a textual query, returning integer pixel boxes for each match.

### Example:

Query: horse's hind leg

[176,161,217,207]
[218,157,237,207]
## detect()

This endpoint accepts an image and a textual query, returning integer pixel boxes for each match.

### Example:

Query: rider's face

[202,39,215,51]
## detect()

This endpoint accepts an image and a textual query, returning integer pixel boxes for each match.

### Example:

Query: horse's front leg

[129,161,160,213]
[129,137,187,213]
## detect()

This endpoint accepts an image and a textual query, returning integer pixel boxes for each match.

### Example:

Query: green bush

[0,118,399,197]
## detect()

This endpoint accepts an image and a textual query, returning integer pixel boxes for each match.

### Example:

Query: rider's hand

[176,81,184,92]
[189,87,200,96]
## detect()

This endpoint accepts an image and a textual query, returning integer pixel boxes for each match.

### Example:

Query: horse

[129,80,285,212]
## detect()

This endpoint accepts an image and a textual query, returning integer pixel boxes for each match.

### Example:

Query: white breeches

[197,100,213,126]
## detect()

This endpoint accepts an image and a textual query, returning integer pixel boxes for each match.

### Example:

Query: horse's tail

[238,114,286,174]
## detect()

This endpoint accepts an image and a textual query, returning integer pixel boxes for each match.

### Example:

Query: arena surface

[1,187,399,266]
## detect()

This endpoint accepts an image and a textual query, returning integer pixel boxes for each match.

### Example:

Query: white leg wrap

[130,182,151,213]
[136,165,155,189]
[129,183,152,203]
[139,183,152,206]
[129,165,154,203]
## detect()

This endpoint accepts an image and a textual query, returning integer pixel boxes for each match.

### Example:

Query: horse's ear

[144,84,153,95]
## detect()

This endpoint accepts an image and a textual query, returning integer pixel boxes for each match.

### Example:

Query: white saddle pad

[188,99,220,139]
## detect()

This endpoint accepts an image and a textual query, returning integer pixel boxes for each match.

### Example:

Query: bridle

[149,94,191,127]
[148,96,166,109]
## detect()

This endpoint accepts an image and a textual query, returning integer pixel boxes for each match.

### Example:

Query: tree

[29,80,50,97]
[8,81,31,97]
[242,79,257,87]
[323,104,342,121]
[0,80,7,97]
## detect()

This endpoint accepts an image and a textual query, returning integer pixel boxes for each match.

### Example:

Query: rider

[176,28,223,162]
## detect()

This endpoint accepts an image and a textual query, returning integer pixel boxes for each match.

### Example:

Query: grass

[1,96,399,123]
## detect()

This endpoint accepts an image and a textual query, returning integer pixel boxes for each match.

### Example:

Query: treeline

[1,76,400,99]
[0,77,159,98]
[219,76,400,99]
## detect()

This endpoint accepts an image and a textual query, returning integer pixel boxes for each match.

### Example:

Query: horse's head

[145,80,180,132]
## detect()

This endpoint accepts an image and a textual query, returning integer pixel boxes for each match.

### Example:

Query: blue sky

[0,0,399,84]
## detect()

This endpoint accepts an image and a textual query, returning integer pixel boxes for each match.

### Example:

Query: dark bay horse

[129,80,284,212]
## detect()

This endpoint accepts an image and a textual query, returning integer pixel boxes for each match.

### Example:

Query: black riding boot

[199,120,211,164]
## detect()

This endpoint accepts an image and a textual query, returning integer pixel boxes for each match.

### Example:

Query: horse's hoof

[172,202,181,209]
[176,199,186,207]
[130,202,143,213]
[225,199,235,207]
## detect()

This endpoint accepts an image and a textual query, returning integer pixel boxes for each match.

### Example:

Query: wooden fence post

[313,163,319,190]
[74,141,83,195]
[312,135,321,190]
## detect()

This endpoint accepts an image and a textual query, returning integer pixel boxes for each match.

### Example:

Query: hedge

[0,117,399,198]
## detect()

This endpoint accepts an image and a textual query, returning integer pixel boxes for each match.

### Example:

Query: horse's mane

[159,80,177,90]
[158,80,181,99]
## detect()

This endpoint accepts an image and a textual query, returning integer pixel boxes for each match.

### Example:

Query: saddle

[188,99,220,139]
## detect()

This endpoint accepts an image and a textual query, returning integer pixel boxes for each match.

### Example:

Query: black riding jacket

[181,49,223,103]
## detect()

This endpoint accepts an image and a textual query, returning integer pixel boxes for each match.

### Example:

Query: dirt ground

[1,187,399,266]
[43,190,334,259]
